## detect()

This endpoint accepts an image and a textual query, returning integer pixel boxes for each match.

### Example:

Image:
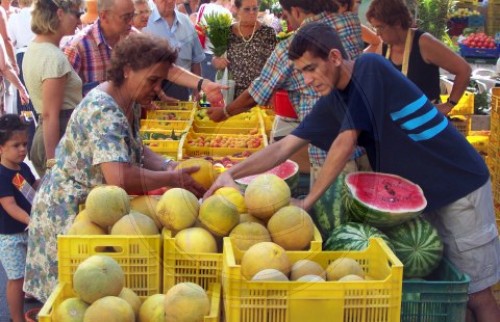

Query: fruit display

[85,185,130,228]
[449,8,481,20]
[243,173,291,220]
[461,32,497,49]
[343,172,427,228]
[186,132,264,149]
[235,159,299,193]
[175,158,219,189]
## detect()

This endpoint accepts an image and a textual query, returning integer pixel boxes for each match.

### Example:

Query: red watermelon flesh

[344,172,427,228]
[236,160,299,188]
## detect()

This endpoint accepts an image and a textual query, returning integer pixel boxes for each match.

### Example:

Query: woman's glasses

[242,6,259,13]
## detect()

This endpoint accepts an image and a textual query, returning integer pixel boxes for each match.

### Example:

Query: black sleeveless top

[382,29,440,102]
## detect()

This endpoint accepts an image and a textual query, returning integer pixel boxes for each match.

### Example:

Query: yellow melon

[85,185,130,228]
[164,282,210,322]
[53,297,89,322]
[175,227,218,253]
[296,274,325,282]
[73,255,124,304]
[326,258,365,281]
[176,158,218,190]
[156,188,199,231]
[251,268,289,281]
[229,222,271,251]
[66,219,107,235]
[139,294,166,322]
[214,186,246,213]
[239,213,265,225]
[198,195,239,237]
[290,259,326,281]
[83,296,134,322]
[244,174,291,220]
[118,287,141,319]
[74,209,90,223]
[110,211,159,236]
[338,274,364,281]
[241,242,290,280]
[267,205,314,250]
[130,195,161,229]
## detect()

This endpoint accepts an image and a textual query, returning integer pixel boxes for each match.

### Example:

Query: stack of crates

[487,88,500,224]
[486,0,500,36]
[140,101,197,159]
[441,91,475,136]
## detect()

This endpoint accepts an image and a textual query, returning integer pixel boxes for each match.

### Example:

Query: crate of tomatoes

[459,32,499,58]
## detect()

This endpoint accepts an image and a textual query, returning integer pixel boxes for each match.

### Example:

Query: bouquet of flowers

[201,12,233,57]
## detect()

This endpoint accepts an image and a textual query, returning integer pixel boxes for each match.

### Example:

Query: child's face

[0,131,29,167]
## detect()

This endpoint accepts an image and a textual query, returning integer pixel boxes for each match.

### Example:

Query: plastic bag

[215,67,235,105]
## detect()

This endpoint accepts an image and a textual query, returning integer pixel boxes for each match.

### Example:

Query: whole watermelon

[343,172,427,228]
[385,217,443,278]
[312,172,349,240]
[324,222,393,251]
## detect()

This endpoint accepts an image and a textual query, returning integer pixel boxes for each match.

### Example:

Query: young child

[0,114,37,322]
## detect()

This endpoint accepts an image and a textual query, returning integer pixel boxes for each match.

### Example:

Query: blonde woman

[23,0,83,177]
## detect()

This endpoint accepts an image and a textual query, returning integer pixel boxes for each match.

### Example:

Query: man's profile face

[103,0,135,36]
[293,50,340,96]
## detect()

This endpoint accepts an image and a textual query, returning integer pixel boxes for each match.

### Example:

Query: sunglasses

[68,8,84,19]
[242,6,259,13]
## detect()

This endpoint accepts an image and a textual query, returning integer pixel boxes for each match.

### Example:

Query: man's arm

[204,135,308,197]
[0,7,17,73]
[300,129,358,210]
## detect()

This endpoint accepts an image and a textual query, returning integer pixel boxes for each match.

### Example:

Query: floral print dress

[226,24,277,97]
[24,89,143,302]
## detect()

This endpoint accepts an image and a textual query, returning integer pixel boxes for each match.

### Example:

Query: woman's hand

[168,166,206,198]
[18,87,30,105]
[435,102,453,115]
[206,105,228,122]
[201,80,228,106]
[212,56,229,70]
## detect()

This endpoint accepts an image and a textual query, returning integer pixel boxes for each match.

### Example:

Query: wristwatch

[162,158,174,170]
[447,98,458,107]
[197,78,205,92]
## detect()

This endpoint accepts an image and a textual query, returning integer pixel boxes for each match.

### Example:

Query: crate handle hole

[94,246,123,253]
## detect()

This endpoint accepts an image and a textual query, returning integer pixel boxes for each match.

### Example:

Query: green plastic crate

[401,258,470,322]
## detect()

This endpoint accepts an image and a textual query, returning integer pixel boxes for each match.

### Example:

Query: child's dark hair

[0,114,29,145]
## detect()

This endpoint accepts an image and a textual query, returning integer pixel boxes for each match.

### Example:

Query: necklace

[237,21,257,45]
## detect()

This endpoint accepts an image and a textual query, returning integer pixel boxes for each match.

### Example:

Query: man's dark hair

[278,0,338,14]
[289,22,348,61]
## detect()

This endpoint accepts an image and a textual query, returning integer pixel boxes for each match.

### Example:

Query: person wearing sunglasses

[132,0,151,30]
[22,0,83,178]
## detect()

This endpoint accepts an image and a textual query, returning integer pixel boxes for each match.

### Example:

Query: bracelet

[447,98,458,107]
[197,78,204,92]
[46,158,56,169]
[223,105,231,118]
[162,158,174,170]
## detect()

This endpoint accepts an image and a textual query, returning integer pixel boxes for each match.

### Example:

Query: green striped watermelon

[312,172,349,240]
[324,222,393,251]
[343,172,427,228]
[385,217,443,278]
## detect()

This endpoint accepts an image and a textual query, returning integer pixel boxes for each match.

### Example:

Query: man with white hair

[64,0,225,102]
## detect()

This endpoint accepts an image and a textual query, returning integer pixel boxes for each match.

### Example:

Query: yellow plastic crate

[449,114,471,136]
[140,128,189,140]
[150,100,197,110]
[146,109,195,120]
[143,138,184,160]
[222,237,403,322]
[440,91,474,115]
[195,108,262,127]
[38,282,222,322]
[57,235,161,298]
[466,134,489,155]
[140,119,191,131]
[179,132,268,160]
[191,121,264,135]
[163,227,323,293]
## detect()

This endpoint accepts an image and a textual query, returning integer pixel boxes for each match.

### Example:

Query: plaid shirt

[248,11,363,166]
[63,20,113,96]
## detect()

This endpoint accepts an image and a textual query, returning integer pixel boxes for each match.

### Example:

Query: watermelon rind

[343,172,427,228]
[324,222,393,251]
[235,159,299,193]
[312,172,349,240]
[385,217,443,278]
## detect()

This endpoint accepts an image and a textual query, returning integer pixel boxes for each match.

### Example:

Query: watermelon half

[385,217,443,278]
[343,172,427,228]
[235,159,299,193]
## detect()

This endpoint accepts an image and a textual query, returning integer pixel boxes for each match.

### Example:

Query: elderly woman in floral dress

[24,33,204,302]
